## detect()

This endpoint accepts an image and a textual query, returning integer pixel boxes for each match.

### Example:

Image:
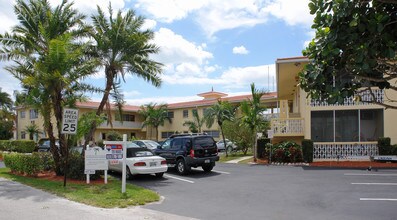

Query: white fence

[313,142,378,161]
[271,118,304,136]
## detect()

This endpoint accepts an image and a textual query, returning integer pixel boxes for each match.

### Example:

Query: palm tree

[139,103,171,141]
[240,83,268,162]
[0,0,96,179]
[0,90,14,121]
[85,4,163,145]
[24,124,42,141]
[204,100,235,157]
[183,108,205,133]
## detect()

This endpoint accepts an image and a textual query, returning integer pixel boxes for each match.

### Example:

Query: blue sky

[0,0,314,105]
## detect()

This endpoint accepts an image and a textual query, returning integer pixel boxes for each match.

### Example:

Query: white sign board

[85,147,108,170]
[267,130,274,139]
[61,108,78,134]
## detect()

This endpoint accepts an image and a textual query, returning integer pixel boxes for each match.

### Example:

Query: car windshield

[126,148,153,158]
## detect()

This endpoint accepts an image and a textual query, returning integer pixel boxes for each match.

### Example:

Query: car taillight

[161,160,167,165]
[189,149,195,158]
[134,162,146,166]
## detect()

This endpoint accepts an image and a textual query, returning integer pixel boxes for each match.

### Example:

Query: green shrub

[0,140,36,153]
[257,138,270,159]
[271,141,303,163]
[391,144,397,155]
[0,151,3,160]
[378,137,391,155]
[66,151,101,180]
[3,152,42,176]
[302,139,313,163]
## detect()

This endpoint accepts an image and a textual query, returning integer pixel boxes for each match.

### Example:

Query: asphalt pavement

[0,161,195,220]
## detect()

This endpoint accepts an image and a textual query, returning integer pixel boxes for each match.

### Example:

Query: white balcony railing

[310,89,384,107]
[271,118,304,136]
[98,121,142,129]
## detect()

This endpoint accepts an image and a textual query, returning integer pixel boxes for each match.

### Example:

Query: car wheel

[202,164,213,172]
[126,166,133,180]
[176,159,190,175]
[155,172,164,178]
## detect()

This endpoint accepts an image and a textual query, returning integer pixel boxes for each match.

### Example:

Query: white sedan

[108,145,168,179]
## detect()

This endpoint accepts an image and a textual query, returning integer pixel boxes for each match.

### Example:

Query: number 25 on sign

[62,108,79,134]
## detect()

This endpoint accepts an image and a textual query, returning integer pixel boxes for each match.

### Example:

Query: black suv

[154,134,219,175]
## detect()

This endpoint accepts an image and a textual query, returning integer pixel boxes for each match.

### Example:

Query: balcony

[270,118,304,137]
[98,121,143,130]
[310,89,384,107]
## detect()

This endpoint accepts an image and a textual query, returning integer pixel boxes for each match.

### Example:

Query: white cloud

[263,0,313,27]
[303,30,315,48]
[125,95,202,106]
[49,0,126,16]
[141,19,157,30]
[0,0,17,34]
[233,46,249,55]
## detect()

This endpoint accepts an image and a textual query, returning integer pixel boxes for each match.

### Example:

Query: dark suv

[154,134,219,175]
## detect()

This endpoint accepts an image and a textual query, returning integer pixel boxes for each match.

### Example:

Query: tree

[0,90,14,121]
[222,119,253,155]
[240,83,268,162]
[85,4,163,145]
[24,124,41,141]
[0,121,13,140]
[204,100,235,157]
[183,108,205,133]
[300,0,397,108]
[0,0,97,181]
[139,103,171,141]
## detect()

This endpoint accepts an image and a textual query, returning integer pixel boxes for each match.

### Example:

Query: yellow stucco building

[15,56,397,161]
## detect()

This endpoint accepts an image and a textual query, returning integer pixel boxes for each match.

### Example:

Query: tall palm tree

[204,100,235,157]
[85,4,163,144]
[183,108,205,133]
[0,0,96,178]
[0,90,14,121]
[139,103,171,141]
[240,83,268,162]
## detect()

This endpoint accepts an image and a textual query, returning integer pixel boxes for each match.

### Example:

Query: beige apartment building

[15,56,397,161]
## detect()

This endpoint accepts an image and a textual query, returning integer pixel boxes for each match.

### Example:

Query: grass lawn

[218,152,253,163]
[0,168,159,208]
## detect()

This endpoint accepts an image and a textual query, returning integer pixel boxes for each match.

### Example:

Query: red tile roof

[76,92,278,111]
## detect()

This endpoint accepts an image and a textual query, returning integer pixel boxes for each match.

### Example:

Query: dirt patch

[36,171,107,184]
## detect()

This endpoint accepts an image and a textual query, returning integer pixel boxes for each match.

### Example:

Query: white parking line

[352,183,397,186]
[344,173,397,176]
[360,198,397,201]
[164,174,194,184]
[212,170,230,175]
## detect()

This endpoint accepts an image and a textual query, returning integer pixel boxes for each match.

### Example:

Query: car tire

[202,164,213,172]
[176,159,190,175]
[126,166,133,180]
[155,172,164,178]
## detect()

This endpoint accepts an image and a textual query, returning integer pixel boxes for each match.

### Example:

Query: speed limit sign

[61,108,79,134]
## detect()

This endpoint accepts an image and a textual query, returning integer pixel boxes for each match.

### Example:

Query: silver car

[216,139,238,153]
[131,140,160,150]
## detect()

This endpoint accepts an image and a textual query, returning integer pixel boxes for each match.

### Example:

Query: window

[311,111,333,142]
[204,130,220,138]
[29,109,39,119]
[171,138,183,150]
[20,111,25,119]
[102,133,106,140]
[183,110,189,118]
[21,131,26,139]
[311,109,383,142]
[116,114,135,121]
[161,139,171,150]
[130,132,136,138]
[167,111,174,118]
[161,131,174,139]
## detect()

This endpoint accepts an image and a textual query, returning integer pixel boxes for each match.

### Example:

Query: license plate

[150,162,157,167]
[205,159,210,163]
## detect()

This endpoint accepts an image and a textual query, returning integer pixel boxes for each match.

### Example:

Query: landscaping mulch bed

[36,171,106,184]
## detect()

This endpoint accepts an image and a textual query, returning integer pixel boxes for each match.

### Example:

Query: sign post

[104,134,128,193]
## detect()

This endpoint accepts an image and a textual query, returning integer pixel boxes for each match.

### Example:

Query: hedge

[302,139,313,163]
[378,137,392,155]
[3,152,44,176]
[0,140,36,153]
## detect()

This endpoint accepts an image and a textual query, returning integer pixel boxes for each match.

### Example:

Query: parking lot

[122,163,397,220]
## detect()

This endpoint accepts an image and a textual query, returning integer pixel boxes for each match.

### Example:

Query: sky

[0,0,314,106]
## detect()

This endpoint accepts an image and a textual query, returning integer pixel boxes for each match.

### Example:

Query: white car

[216,139,238,153]
[108,145,168,179]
